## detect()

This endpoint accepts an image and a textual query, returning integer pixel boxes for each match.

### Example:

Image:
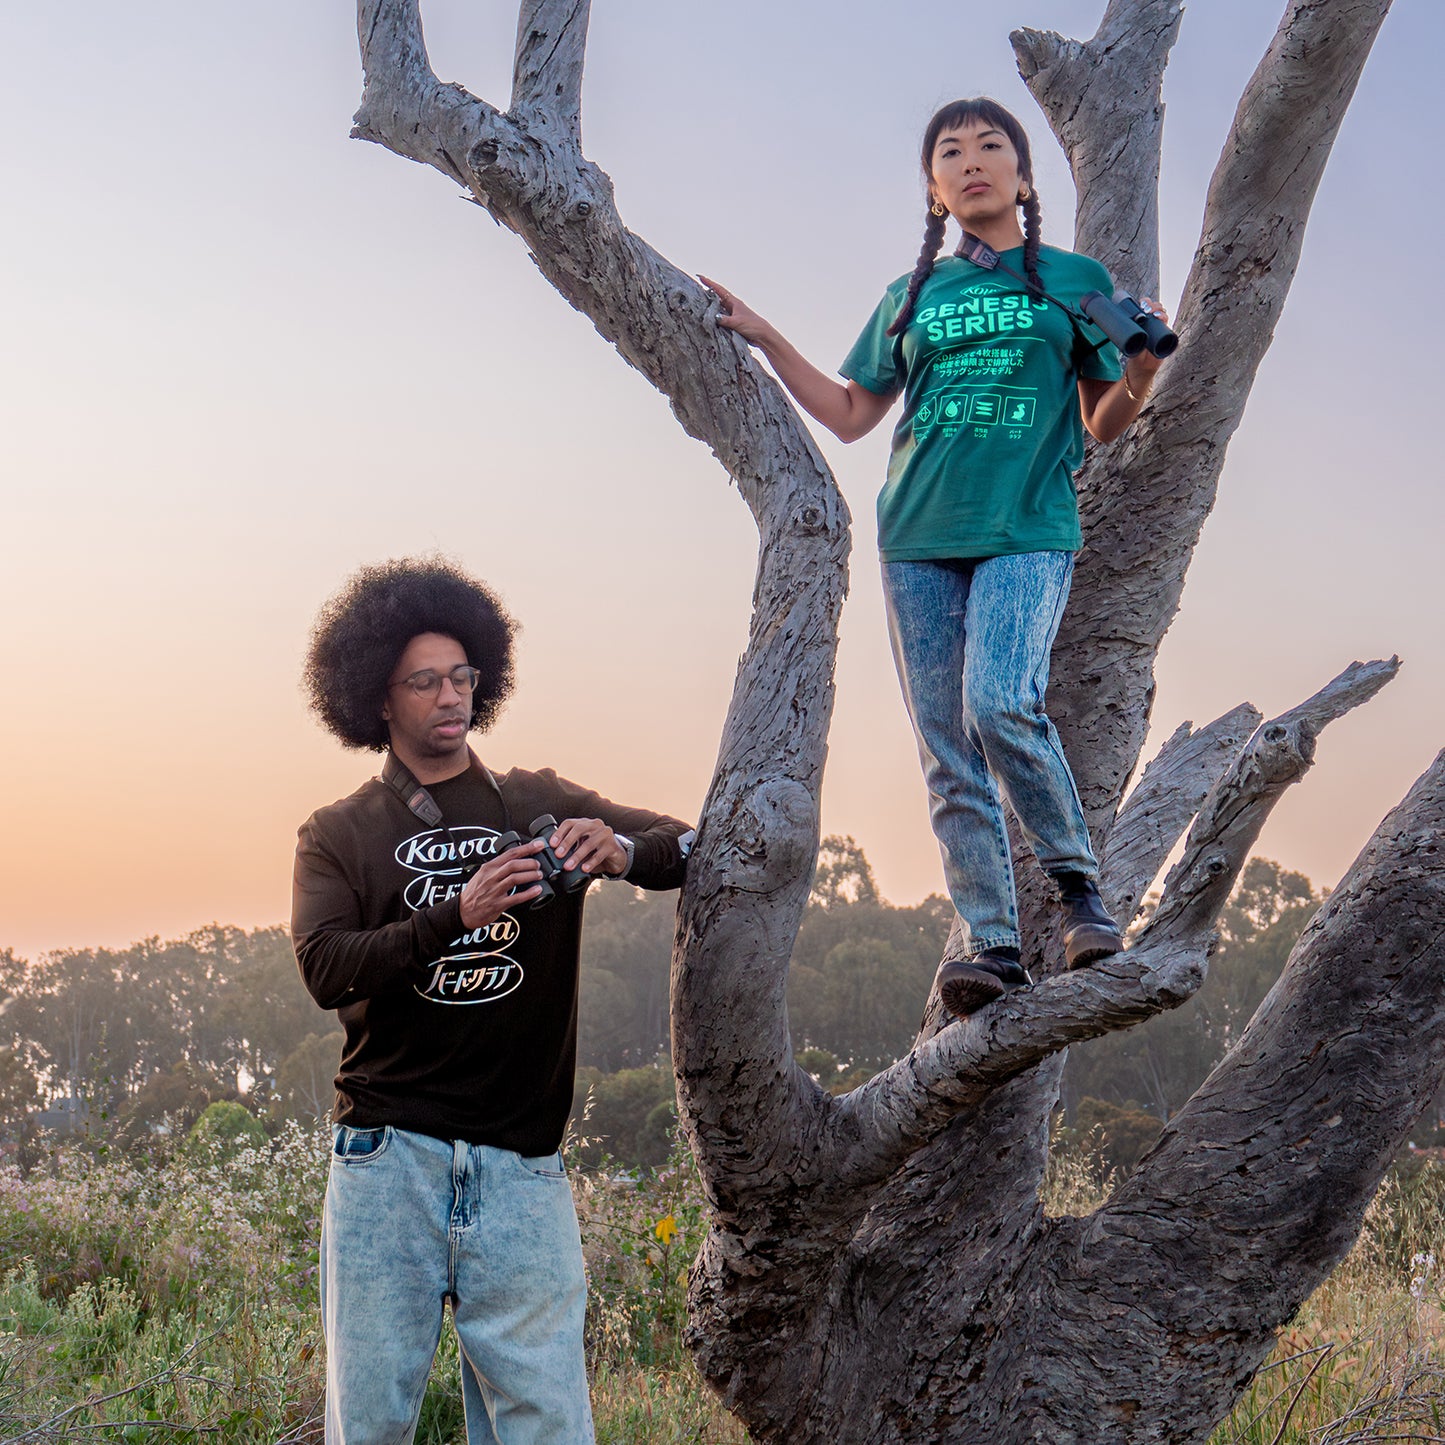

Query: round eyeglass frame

[386,665,482,698]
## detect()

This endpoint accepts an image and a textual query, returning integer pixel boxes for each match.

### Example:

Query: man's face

[381,632,473,769]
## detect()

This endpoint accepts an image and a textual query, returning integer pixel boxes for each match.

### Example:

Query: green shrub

[570,1063,675,1168]
[187,1100,268,1156]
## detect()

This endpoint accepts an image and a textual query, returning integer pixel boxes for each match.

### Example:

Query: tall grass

[573,1115,749,1442]
[0,1122,1439,1442]
[1043,1127,1445,1443]
[1209,1165,1445,1445]
[0,1122,328,1442]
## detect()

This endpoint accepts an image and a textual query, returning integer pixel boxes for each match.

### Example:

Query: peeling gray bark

[350,2,1443,1442]
[1014,0,1182,297]
[1100,703,1261,927]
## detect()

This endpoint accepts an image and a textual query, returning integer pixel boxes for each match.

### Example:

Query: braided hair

[887,97,1043,338]
[1019,185,1044,300]
[886,205,949,340]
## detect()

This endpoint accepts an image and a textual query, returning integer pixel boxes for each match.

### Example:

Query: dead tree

[352,1,1445,1440]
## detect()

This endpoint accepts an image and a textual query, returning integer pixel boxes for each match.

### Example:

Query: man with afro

[292,556,693,1444]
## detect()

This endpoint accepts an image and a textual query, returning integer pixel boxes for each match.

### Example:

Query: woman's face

[929,122,1025,230]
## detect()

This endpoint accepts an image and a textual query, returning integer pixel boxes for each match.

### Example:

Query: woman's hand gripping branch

[700,275,895,444]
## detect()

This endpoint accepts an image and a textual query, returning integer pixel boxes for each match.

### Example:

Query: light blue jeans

[321,1125,593,1445]
[881,552,1098,956]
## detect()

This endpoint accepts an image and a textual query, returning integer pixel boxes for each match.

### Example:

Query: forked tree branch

[1100,702,1262,926]
[511,0,591,126]
[355,0,498,189]
[806,659,1397,1195]
[1014,0,1183,296]
[1148,658,1399,943]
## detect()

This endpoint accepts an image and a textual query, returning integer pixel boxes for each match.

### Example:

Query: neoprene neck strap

[381,751,513,832]
[953,231,1108,362]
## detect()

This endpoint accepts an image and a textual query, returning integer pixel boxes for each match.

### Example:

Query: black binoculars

[1079,290,1178,360]
[495,813,591,909]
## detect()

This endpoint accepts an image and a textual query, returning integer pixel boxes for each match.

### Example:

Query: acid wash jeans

[321,1124,593,1445]
[881,551,1098,957]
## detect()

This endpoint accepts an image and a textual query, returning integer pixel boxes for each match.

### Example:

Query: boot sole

[1065,930,1123,970]
[940,967,1006,1018]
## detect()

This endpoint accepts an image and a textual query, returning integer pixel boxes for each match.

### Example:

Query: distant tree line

[2,842,1437,1169]
[0,925,331,1146]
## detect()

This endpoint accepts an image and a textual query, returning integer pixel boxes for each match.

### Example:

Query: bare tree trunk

[351,1,1443,1440]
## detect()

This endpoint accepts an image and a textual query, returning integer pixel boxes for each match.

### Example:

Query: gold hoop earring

[1018,185,1031,203]
[930,202,947,218]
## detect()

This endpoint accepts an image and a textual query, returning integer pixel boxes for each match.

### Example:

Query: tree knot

[469,137,501,168]
[720,779,817,892]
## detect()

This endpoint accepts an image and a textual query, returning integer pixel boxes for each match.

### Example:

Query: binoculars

[1079,290,1178,359]
[495,813,592,909]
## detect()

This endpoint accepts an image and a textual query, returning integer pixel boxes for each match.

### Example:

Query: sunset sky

[2,0,1441,961]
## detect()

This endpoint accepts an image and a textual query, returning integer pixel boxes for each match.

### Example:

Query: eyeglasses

[387,666,482,698]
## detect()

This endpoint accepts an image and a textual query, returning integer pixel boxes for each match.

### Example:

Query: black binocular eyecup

[1079,290,1178,360]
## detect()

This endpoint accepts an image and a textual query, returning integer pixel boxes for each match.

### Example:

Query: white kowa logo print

[395,825,525,1006]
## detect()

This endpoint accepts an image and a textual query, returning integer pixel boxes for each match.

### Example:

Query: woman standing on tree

[702,97,1170,1018]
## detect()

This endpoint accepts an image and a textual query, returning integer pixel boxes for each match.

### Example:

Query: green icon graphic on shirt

[917,386,1039,435]
[970,392,1003,424]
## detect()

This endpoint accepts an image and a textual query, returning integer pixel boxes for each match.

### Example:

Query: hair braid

[1021,187,1044,300]
[886,207,948,338]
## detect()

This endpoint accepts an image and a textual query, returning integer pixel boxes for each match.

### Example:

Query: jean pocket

[332,1125,390,1162]
[517,1150,567,1180]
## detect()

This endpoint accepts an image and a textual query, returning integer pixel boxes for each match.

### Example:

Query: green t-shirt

[841,245,1122,561]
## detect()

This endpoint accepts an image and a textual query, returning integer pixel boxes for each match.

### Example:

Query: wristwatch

[611,833,635,880]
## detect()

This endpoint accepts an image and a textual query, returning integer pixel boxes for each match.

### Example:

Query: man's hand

[550,818,628,878]
[458,839,546,930]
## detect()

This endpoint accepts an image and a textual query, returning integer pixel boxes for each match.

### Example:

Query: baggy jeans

[321,1124,594,1445]
[881,551,1098,956]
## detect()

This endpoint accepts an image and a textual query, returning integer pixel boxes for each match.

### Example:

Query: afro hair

[304,556,517,751]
